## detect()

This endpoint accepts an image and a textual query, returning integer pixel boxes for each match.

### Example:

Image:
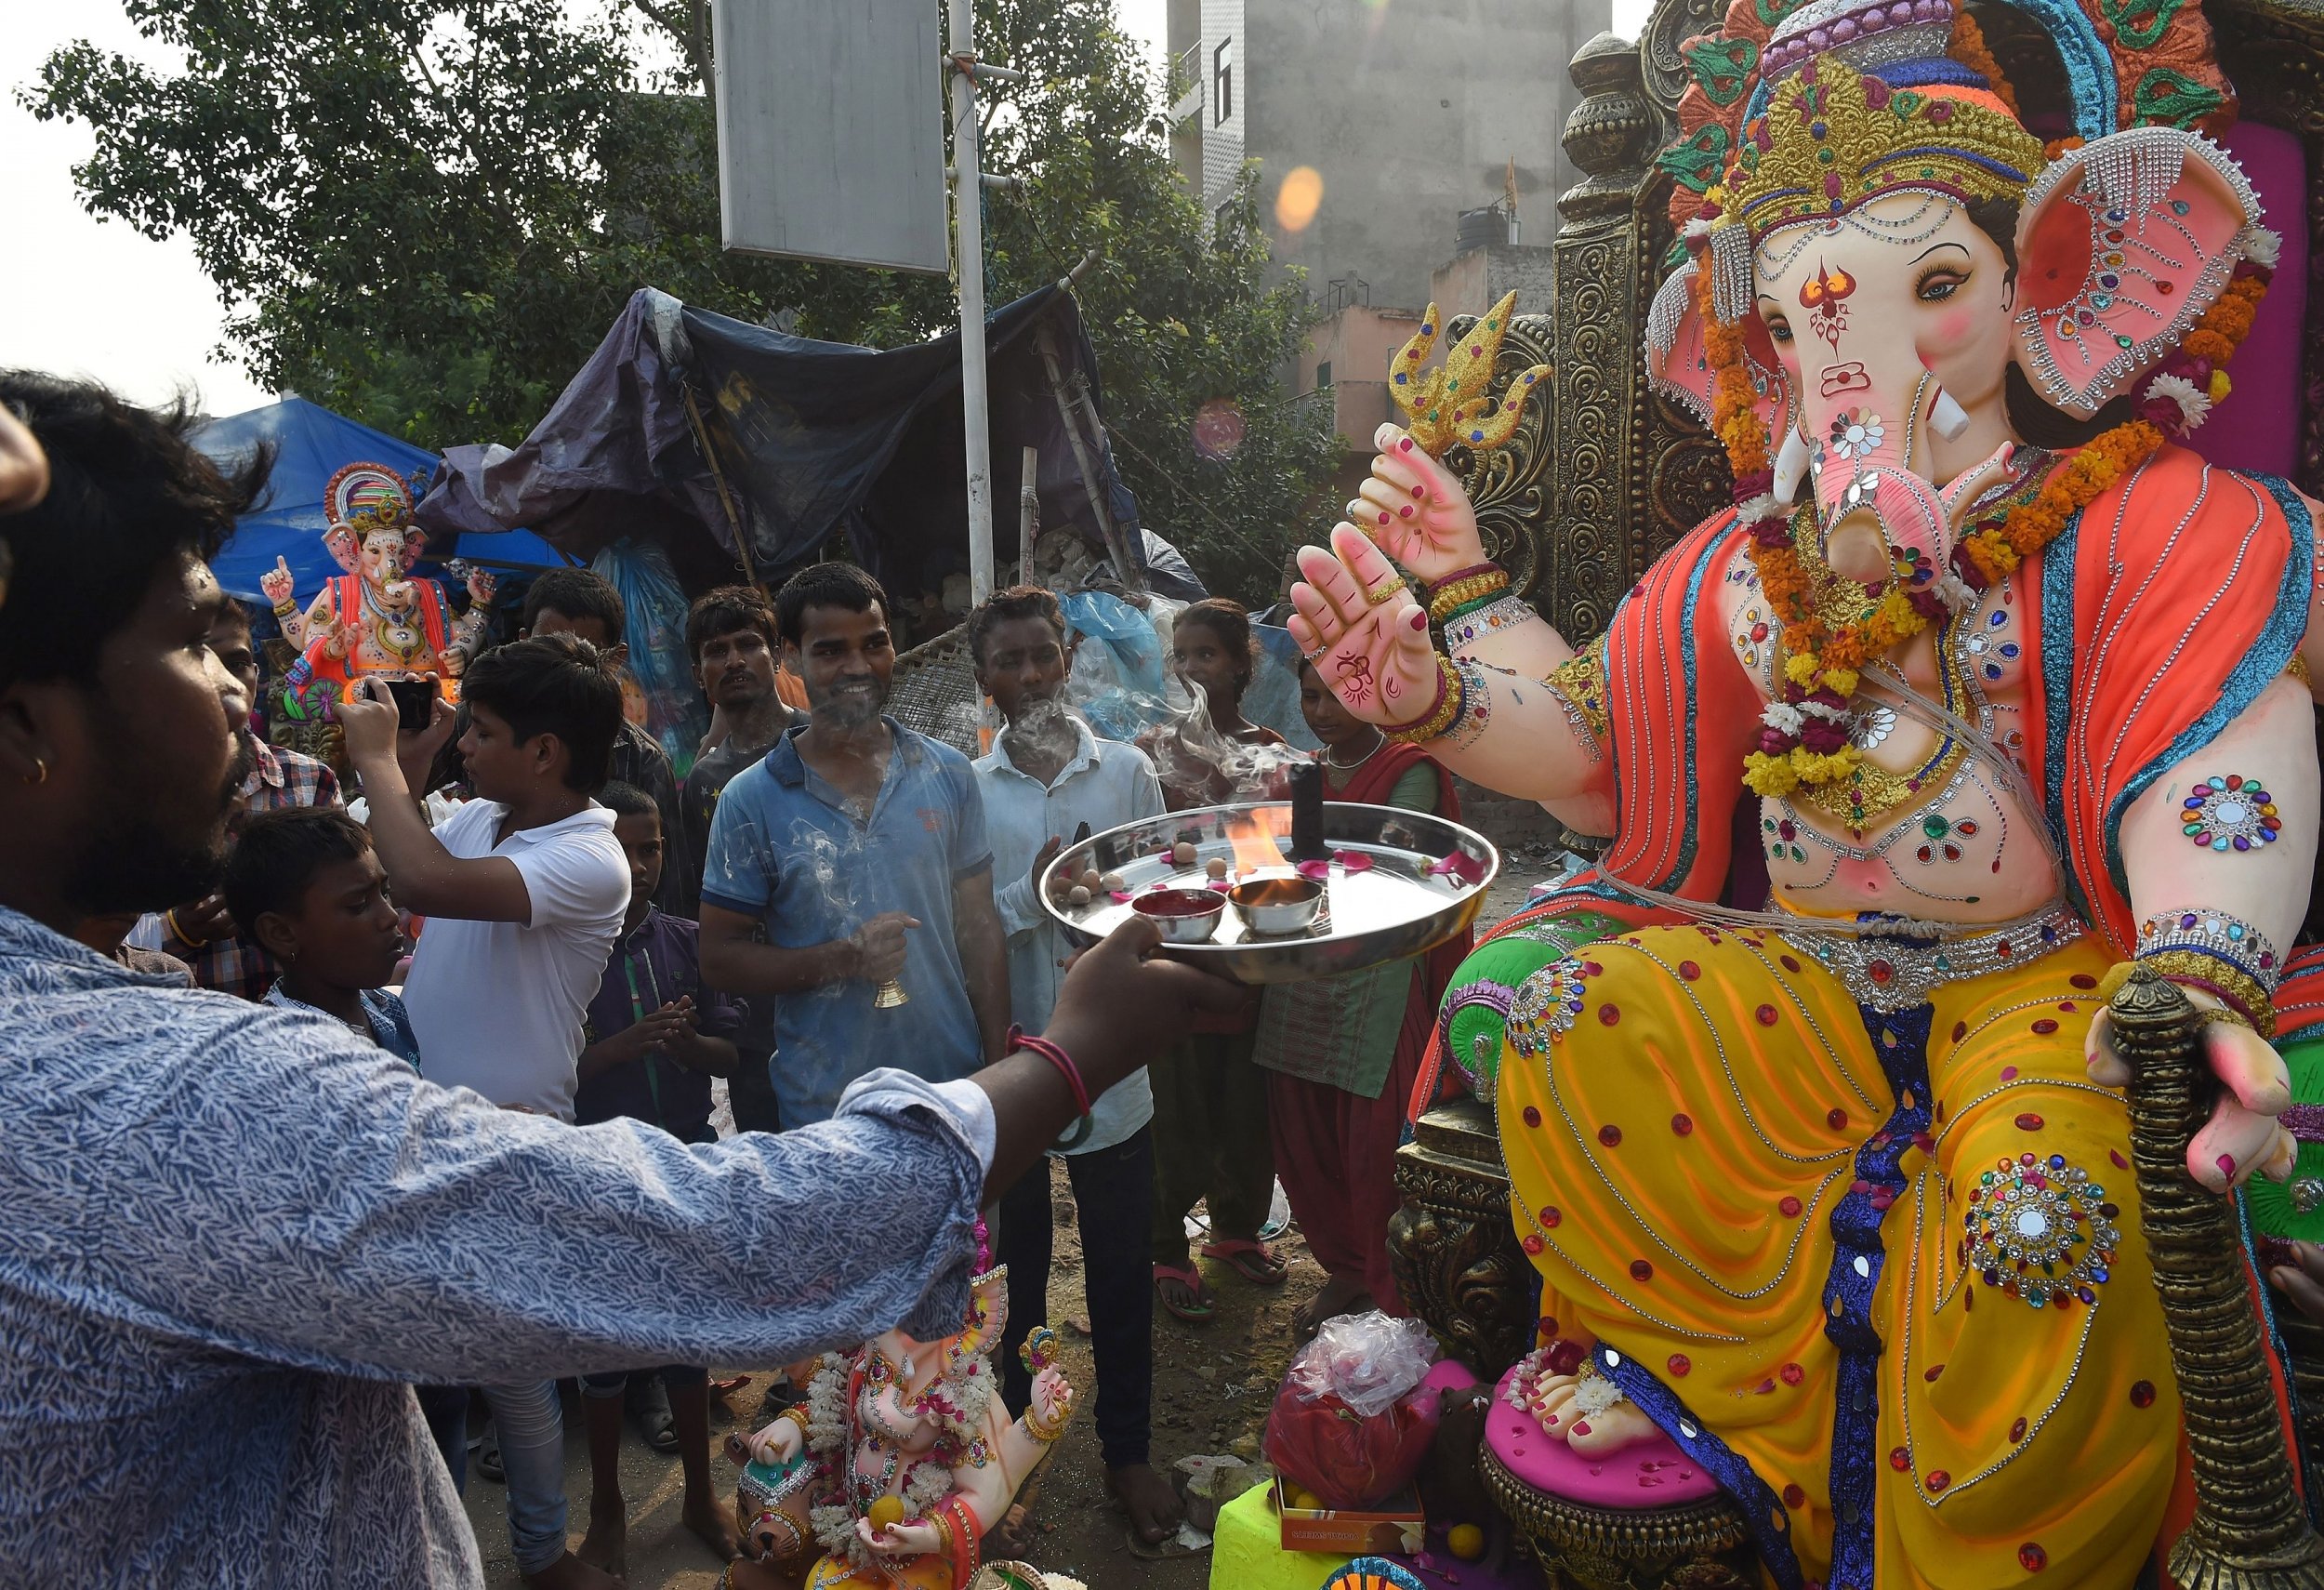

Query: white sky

[2,0,1651,421]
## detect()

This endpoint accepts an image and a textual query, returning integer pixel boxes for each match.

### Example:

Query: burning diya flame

[1224,810,1294,877]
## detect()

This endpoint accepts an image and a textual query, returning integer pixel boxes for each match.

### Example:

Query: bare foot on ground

[1108,1461,1182,1544]
[683,1491,741,1560]
[1293,1273,1373,1338]
[522,1549,625,1590]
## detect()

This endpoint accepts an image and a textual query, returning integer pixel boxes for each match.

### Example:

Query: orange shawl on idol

[1416,445,2313,1117]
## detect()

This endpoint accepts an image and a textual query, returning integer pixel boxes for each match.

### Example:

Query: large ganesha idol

[257,462,495,720]
[1288,0,2324,1581]
[724,1267,1074,1590]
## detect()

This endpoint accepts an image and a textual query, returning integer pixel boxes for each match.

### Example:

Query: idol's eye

[1916,268,1969,302]
[1764,315,1795,345]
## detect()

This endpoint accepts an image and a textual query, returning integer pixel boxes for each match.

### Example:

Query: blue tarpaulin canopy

[192,396,572,603]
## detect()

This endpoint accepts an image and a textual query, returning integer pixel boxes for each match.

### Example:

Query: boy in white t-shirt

[338,631,631,1590]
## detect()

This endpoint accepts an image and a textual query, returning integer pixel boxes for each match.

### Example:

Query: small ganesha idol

[258,461,495,721]
[726,1267,1073,1590]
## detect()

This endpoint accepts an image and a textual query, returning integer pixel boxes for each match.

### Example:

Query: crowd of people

[0,373,1465,1585]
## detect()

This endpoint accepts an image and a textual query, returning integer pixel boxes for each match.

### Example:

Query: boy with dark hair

[145,598,343,998]
[522,566,691,915]
[680,584,798,1134]
[223,806,416,1069]
[966,585,1182,1544]
[569,782,742,1574]
[341,632,632,1590]
[700,563,1010,1127]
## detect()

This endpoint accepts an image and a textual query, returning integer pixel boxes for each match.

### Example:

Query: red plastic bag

[1261,1312,1443,1509]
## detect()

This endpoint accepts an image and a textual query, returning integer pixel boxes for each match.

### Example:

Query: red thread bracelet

[1009,1025,1091,1118]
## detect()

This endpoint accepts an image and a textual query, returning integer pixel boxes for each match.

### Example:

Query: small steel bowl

[1227,874,1324,935]
[1131,887,1228,944]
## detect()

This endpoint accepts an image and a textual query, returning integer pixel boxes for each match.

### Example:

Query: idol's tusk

[1930,383,1972,442]
[1774,423,1812,505]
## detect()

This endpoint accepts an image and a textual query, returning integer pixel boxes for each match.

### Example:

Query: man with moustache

[698,563,1010,1128]
[679,586,799,1133]
[0,375,1235,1585]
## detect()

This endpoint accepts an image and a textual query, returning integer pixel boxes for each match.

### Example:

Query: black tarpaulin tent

[416,285,1148,598]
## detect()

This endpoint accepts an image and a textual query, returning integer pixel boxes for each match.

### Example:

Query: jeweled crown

[1719,60,2047,246]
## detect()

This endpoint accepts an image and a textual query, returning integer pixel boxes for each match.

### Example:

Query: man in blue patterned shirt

[0,377,1234,1585]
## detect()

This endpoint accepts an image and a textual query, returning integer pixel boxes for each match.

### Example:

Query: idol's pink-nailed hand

[1287,523,1438,730]
[2084,1005,2296,1193]
[1344,422,1484,584]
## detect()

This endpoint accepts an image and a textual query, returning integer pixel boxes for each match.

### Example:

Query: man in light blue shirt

[966,586,1181,1545]
[0,377,1236,1586]
[698,563,1010,1126]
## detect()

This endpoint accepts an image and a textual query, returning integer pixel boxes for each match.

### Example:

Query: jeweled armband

[2180,773,2283,854]
[1443,592,1538,654]
[1545,637,1610,761]
[2135,908,2282,994]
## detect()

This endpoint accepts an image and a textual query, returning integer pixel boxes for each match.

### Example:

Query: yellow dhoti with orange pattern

[1494,920,2180,1589]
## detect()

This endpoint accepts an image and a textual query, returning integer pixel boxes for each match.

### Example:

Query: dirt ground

[464,867,1551,1588]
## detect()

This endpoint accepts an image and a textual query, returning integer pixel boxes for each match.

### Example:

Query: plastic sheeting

[416,285,1153,600]
[192,397,570,603]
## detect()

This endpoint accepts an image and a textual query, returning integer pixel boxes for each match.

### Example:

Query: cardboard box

[1273,1476,1426,1556]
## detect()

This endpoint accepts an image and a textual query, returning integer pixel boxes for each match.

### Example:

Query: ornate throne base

[1390,1097,1762,1589]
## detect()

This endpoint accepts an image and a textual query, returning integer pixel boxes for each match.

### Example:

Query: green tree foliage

[25,0,1337,598]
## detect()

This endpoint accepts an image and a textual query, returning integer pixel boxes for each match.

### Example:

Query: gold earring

[25,758,45,785]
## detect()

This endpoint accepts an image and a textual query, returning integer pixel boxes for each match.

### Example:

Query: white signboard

[711,0,950,274]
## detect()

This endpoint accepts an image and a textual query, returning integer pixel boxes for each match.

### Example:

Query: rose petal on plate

[1207,879,1233,893]
[1331,850,1376,871]
[1109,891,1137,904]
[1296,859,1332,881]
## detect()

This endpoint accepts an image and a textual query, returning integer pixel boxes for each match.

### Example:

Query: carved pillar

[1387,1096,1540,1381]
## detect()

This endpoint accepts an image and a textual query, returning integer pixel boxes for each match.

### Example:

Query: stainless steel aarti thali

[1037,799,1500,985]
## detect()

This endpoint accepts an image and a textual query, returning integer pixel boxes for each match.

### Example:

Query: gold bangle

[2139,950,2277,1039]
[780,1404,811,1434]
[1429,570,1511,623]
[929,1508,952,1561]
[163,908,211,949]
[1384,655,1464,745]
[1364,576,1410,607]
[1024,1391,1073,1442]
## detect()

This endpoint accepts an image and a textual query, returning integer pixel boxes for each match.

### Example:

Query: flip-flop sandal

[1153,1263,1216,1323]
[1201,1239,1288,1287]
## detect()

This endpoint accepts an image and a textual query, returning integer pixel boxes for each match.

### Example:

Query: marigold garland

[1692,228,2273,803]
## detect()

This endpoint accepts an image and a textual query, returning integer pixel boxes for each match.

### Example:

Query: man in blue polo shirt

[698,563,1010,1125]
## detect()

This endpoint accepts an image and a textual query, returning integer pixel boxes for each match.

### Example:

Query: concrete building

[1169,0,1605,485]
[1166,0,1607,318]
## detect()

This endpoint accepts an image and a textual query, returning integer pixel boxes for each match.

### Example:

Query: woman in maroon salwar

[1257,660,1469,1335]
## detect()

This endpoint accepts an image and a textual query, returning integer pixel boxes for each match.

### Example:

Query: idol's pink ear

[402,527,429,566]
[2012,128,2264,417]
[1644,256,1795,451]
[321,524,360,574]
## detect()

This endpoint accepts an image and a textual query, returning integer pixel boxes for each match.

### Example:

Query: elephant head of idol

[1646,0,2270,588]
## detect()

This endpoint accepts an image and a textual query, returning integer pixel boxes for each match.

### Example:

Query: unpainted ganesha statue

[257,462,495,721]
[1287,0,2324,1582]
[724,1267,1072,1590]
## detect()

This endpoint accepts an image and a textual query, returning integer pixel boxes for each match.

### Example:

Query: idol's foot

[1525,1372,1663,1455]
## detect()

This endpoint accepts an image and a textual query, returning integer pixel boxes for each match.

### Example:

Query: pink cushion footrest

[1486,1360,1720,1508]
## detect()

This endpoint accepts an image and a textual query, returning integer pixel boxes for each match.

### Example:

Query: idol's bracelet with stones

[1384,654,1465,745]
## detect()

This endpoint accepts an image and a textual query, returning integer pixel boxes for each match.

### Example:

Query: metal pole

[946,2,996,606]
[1020,445,1040,556]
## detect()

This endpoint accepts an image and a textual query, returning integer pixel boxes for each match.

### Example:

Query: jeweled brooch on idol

[1963,1153,2120,1310]
[2182,774,2281,853]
